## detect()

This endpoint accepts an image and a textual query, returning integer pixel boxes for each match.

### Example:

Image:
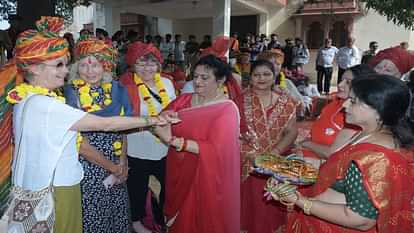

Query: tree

[361,0,414,30]
[0,0,91,29]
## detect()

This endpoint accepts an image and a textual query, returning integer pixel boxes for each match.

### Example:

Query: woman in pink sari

[154,54,241,233]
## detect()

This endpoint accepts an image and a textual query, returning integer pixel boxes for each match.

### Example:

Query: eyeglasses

[41,61,68,69]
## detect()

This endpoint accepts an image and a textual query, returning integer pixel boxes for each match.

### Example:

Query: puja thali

[253,154,319,185]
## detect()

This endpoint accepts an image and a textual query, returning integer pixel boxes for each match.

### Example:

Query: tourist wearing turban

[120,41,177,233]
[63,36,132,233]
[2,16,179,233]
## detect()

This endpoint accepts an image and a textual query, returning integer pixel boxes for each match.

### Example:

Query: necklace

[193,90,225,106]
[133,73,171,116]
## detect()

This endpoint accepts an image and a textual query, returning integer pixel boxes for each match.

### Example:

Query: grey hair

[67,61,113,83]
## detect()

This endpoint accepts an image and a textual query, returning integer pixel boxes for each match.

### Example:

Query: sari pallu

[164,94,240,233]
[287,143,414,233]
[241,89,297,233]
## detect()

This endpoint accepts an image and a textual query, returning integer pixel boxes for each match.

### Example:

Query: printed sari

[241,88,297,233]
[287,143,414,233]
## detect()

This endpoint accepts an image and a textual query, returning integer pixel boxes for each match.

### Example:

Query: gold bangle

[303,198,313,215]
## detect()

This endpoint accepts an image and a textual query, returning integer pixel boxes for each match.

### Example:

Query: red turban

[369,47,414,77]
[200,36,231,62]
[125,42,163,66]
[14,16,69,72]
[75,36,117,73]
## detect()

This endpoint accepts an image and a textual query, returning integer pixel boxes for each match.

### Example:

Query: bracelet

[181,139,188,152]
[303,197,313,215]
[175,137,185,152]
[143,116,151,126]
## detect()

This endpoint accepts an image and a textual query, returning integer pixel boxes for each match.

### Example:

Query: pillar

[212,0,231,37]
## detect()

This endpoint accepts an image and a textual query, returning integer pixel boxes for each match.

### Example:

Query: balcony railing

[298,0,360,15]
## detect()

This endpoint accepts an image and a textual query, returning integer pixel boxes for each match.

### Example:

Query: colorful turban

[14,16,69,72]
[200,36,231,62]
[75,36,117,73]
[369,46,414,78]
[125,42,163,66]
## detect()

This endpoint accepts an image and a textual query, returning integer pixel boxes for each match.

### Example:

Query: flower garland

[5,83,86,151]
[113,140,122,156]
[72,79,124,156]
[133,73,170,116]
[72,79,112,112]
[6,83,65,104]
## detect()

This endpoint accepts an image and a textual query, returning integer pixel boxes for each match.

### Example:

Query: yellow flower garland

[72,79,113,113]
[72,79,125,155]
[5,83,85,151]
[133,73,171,116]
[6,83,65,104]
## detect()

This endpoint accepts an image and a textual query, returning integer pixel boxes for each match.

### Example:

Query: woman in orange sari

[301,64,375,159]
[241,59,298,233]
[268,74,414,233]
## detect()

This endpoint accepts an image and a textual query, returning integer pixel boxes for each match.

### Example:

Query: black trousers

[127,156,166,222]
[337,67,347,85]
[316,66,333,94]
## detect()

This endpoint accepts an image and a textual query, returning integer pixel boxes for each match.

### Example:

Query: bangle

[303,197,313,215]
[181,139,188,152]
[143,117,151,126]
[175,137,185,152]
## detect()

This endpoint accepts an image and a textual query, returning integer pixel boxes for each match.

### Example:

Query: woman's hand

[153,124,173,144]
[264,178,298,203]
[153,111,181,126]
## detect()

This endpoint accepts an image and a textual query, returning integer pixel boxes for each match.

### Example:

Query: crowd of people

[0,15,413,233]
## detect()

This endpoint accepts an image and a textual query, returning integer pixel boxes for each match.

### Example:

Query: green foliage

[0,0,91,22]
[361,0,414,30]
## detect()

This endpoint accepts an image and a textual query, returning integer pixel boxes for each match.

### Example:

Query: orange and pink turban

[14,16,69,72]
[200,36,231,62]
[75,36,117,73]
[125,42,163,66]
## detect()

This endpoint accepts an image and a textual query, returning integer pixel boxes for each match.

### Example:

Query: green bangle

[144,117,151,126]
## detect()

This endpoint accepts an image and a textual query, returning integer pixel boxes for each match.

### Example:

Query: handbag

[6,95,56,233]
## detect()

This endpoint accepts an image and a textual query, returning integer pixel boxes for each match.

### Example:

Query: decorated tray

[253,154,319,185]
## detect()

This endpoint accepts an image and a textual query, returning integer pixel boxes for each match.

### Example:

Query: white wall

[267,7,295,41]
[157,18,173,36]
[172,18,213,42]
[353,9,412,51]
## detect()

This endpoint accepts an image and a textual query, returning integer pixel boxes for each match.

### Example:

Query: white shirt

[127,78,176,160]
[12,94,87,191]
[316,46,338,67]
[160,41,175,60]
[336,46,361,69]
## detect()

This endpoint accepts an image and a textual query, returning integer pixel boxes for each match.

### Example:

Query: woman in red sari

[268,74,414,233]
[301,64,375,159]
[241,59,299,233]
[154,54,241,233]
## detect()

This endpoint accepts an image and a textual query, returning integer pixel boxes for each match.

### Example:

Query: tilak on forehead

[75,36,117,73]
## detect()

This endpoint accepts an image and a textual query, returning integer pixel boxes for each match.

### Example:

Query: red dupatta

[287,143,414,233]
[164,94,240,233]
